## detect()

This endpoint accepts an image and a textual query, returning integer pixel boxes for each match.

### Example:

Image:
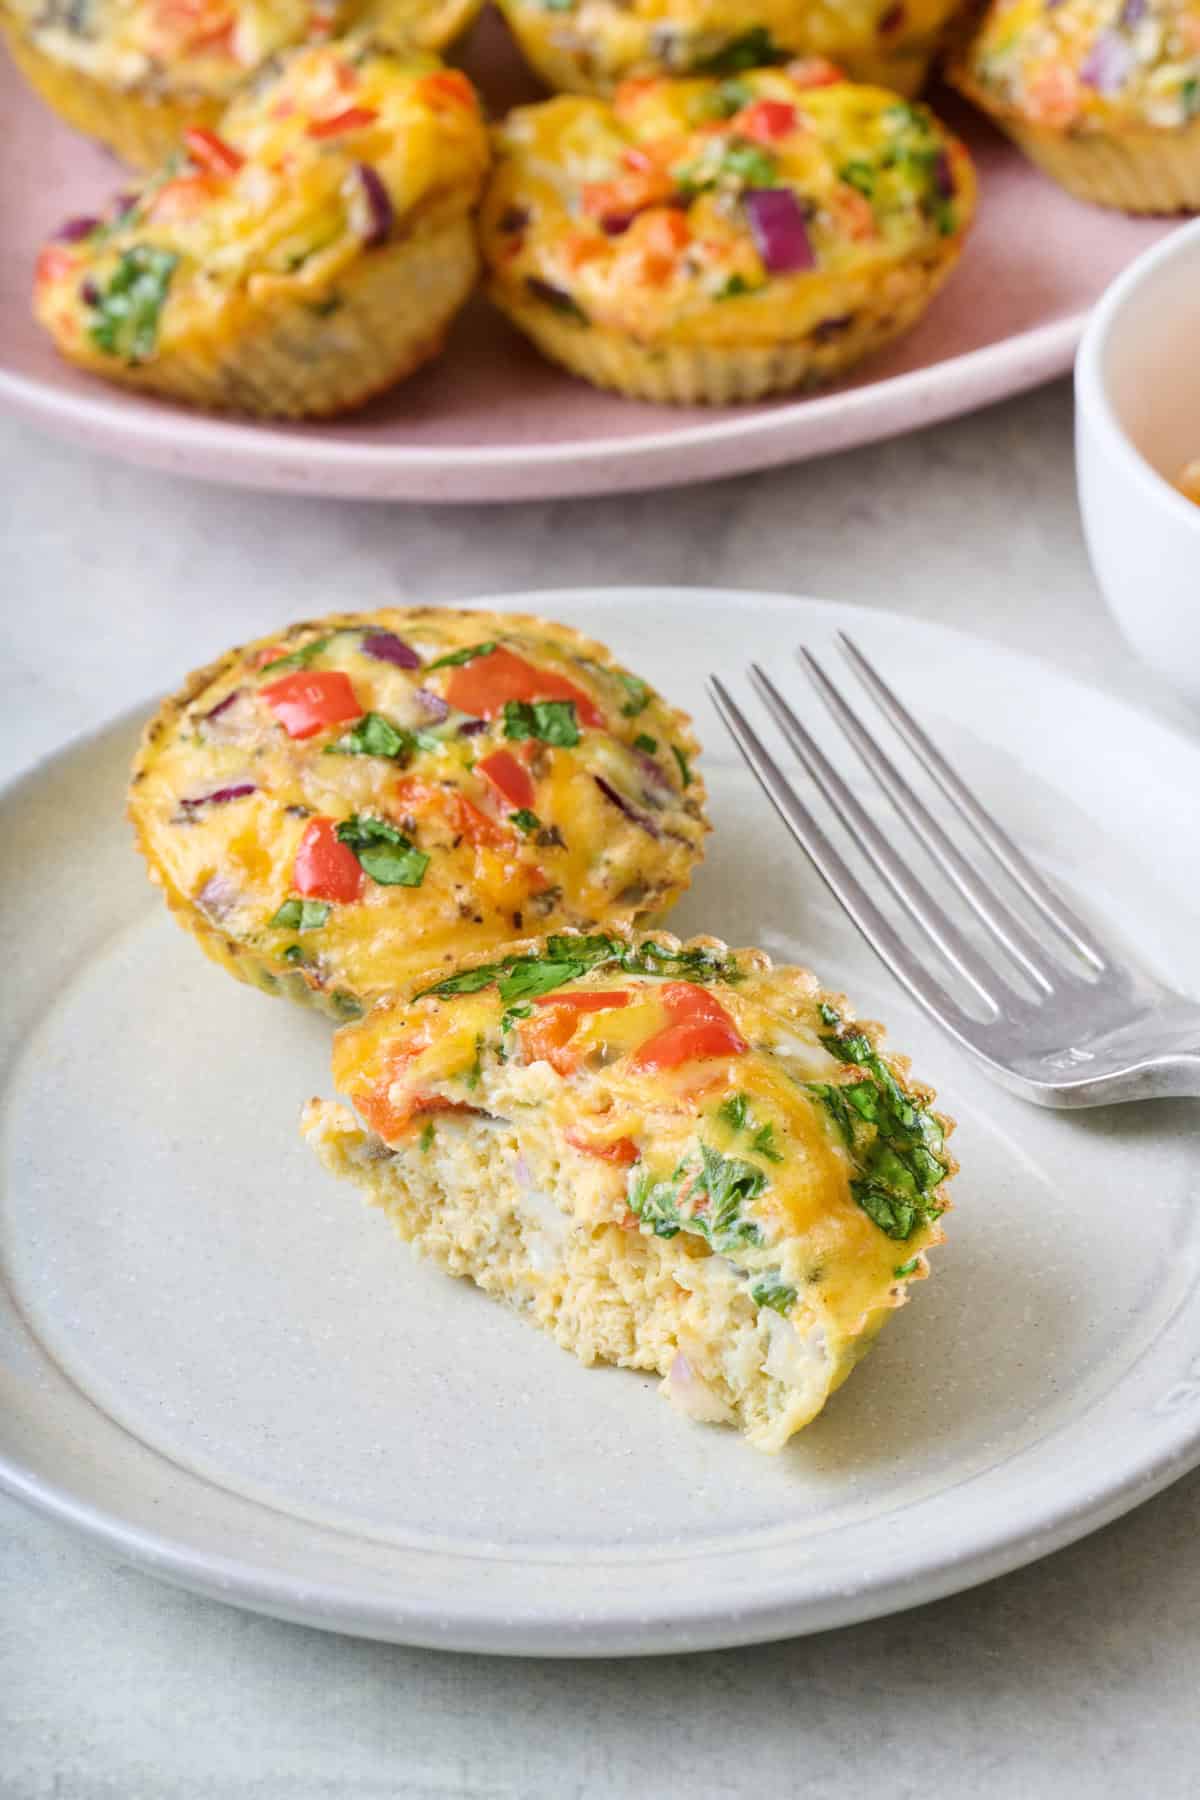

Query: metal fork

[709,636,1200,1108]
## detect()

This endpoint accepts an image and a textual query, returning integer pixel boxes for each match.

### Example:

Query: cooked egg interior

[305,933,953,1450]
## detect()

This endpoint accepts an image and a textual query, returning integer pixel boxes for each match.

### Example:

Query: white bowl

[1076,219,1200,708]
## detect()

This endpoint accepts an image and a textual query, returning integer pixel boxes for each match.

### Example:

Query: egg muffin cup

[949,0,1200,212]
[129,610,709,1021]
[494,2,961,101]
[32,43,489,418]
[2,0,485,171]
[304,929,956,1451]
[481,74,975,405]
[2,24,226,169]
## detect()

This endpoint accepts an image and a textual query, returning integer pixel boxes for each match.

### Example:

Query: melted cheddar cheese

[481,71,975,352]
[129,611,708,1018]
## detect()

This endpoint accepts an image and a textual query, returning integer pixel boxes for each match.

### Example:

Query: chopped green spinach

[270,899,331,931]
[425,641,497,671]
[336,814,429,887]
[87,245,178,361]
[259,636,333,677]
[809,1002,947,1241]
[503,698,580,747]
[510,808,541,835]
[325,712,414,761]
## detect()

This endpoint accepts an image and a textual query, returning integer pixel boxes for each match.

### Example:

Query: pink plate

[0,15,1181,502]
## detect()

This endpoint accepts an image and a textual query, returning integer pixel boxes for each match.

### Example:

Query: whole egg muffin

[2,0,484,170]
[480,69,975,404]
[31,41,489,417]
[493,2,963,101]
[304,929,955,1451]
[129,611,709,1020]
[949,0,1200,210]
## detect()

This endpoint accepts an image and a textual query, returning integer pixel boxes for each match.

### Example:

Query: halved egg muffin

[304,929,954,1450]
[32,41,489,418]
[481,70,975,404]
[2,0,484,171]
[494,0,963,103]
[129,611,709,1020]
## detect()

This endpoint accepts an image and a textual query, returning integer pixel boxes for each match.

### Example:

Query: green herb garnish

[750,1271,798,1314]
[840,160,875,197]
[503,698,580,747]
[690,77,753,120]
[715,273,759,300]
[270,899,331,931]
[616,672,650,717]
[671,745,693,787]
[336,815,429,887]
[893,1257,920,1279]
[325,712,414,761]
[87,245,178,360]
[418,933,736,1003]
[630,1144,766,1256]
[722,143,778,187]
[420,1121,435,1152]
[808,1003,947,1241]
[510,808,541,835]
[259,635,333,676]
[633,733,658,754]
[695,26,783,74]
[425,641,497,670]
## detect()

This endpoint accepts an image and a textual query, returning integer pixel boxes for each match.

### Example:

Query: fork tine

[837,633,1108,972]
[747,665,1027,1017]
[797,649,1062,995]
[708,676,979,1039]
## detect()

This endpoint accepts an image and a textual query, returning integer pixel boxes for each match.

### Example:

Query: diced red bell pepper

[735,100,798,143]
[394,776,511,847]
[292,817,364,902]
[306,105,379,138]
[260,670,362,739]
[477,749,535,812]
[444,648,604,729]
[357,1088,476,1143]
[184,126,244,174]
[415,70,477,110]
[519,1006,584,1077]
[628,981,747,1070]
[564,1128,640,1164]
[530,990,632,1012]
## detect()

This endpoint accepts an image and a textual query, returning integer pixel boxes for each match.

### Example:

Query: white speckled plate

[2,589,1199,1655]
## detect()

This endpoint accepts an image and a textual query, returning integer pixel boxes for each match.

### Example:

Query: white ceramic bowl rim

[1075,217,1200,532]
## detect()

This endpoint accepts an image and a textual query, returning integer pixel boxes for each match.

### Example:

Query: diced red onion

[634,750,673,798]
[1120,0,1146,23]
[354,163,393,248]
[1080,31,1132,92]
[53,216,101,243]
[361,630,420,668]
[79,279,101,307]
[458,717,488,736]
[743,189,815,276]
[180,782,257,808]
[203,689,242,722]
[594,775,661,838]
[934,150,954,199]
[601,212,635,236]
[414,687,450,719]
[196,871,240,920]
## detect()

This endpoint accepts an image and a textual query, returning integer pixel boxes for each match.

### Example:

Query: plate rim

[0,312,1082,503]
[3,585,1200,1656]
